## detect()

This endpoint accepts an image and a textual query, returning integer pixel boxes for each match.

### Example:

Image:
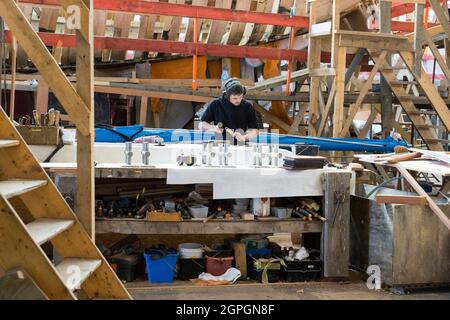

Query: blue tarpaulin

[95,125,408,153]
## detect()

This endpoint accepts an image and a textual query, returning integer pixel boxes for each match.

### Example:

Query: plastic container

[189,205,209,218]
[281,259,322,282]
[205,256,234,276]
[246,248,272,256]
[144,249,179,283]
[110,252,145,282]
[178,243,204,259]
[178,258,205,280]
[252,198,270,217]
[271,207,293,218]
[247,254,281,283]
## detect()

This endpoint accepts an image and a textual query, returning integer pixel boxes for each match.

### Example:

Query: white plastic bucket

[178,243,204,259]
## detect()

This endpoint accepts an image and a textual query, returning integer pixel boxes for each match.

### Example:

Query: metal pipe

[141,142,150,165]
[124,142,133,165]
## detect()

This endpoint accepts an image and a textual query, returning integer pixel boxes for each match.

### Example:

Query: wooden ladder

[370,50,449,151]
[0,107,131,300]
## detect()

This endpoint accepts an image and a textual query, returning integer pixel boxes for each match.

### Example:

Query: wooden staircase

[0,107,131,300]
[370,50,450,151]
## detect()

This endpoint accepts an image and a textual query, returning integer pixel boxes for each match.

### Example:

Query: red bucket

[205,256,234,276]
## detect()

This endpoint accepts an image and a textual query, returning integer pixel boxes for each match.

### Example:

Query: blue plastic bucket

[144,249,179,283]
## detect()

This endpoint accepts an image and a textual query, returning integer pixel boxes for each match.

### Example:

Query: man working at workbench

[198,78,259,144]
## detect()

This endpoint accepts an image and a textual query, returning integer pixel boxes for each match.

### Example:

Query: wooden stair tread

[55,258,102,292]
[0,180,47,199]
[0,139,19,149]
[26,218,75,245]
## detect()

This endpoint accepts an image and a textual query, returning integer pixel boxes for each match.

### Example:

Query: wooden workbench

[43,162,352,279]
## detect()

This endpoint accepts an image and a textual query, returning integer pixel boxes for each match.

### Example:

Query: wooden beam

[75,0,95,239]
[252,102,291,132]
[308,0,321,136]
[380,0,394,138]
[375,194,428,205]
[337,31,414,52]
[340,51,388,137]
[0,0,90,136]
[414,3,425,76]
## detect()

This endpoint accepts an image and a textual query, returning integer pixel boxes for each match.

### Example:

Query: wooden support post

[414,3,425,76]
[232,242,247,278]
[139,97,148,126]
[308,0,321,136]
[75,0,95,239]
[9,8,17,121]
[322,171,351,278]
[380,0,394,138]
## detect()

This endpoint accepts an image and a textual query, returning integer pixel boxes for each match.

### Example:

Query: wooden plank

[55,258,101,291]
[95,219,323,234]
[0,180,47,199]
[26,218,75,245]
[76,0,95,240]
[358,107,378,139]
[322,171,351,278]
[337,31,414,52]
[0,139,20,149]
[0,0,91,136]
[375,195,427,205]
[396,165,450,231]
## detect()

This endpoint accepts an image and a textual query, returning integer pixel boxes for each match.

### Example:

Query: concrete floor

[127,280,450,300]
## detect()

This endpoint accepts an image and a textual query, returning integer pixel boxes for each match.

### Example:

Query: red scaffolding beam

[3,31,307,61]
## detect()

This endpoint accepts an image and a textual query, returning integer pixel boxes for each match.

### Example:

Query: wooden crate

[351,190,450,287]
[16,126,60,145]
[146,211,182,222]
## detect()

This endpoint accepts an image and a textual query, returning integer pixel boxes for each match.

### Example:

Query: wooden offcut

[375,195,428,205]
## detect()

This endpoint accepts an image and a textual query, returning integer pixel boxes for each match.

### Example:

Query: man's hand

[214,126,224,135]
[233,131,246,142]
